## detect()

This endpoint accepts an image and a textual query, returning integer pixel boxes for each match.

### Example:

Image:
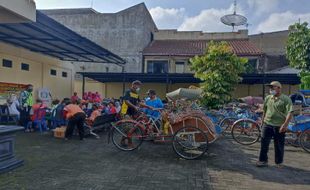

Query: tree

[300,72,310,90]
[286,22,310,89]
[190,41,248,109]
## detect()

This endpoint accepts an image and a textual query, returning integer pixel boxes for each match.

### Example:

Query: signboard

[37,88,52,107]
[0,82,27,104]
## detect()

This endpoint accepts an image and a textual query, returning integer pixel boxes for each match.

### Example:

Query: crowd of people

[3,81,164,141]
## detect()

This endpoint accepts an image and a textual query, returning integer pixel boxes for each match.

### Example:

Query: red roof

[143,39,262,57]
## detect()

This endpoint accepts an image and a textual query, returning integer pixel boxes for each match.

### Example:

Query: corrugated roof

[0,11,125,64]
[143,39,262,57]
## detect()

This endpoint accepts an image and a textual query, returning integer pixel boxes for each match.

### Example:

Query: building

[249,30,290,71]
[42,4,300,99]
[0,1,124,103]
[0,0,36,23]
[79,29,299,99]
[142,29,298,98]
[143,29,262,75]
[41,3,157,73]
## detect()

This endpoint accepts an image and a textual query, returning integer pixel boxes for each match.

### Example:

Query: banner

[0,82,27,104]
[37,88,52,107]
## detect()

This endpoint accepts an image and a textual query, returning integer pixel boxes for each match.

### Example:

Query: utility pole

[91,0,94,8]
[260,32,266,99]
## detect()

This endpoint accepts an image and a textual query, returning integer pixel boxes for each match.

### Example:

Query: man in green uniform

[257,81,293,168]
[19,84,34,129]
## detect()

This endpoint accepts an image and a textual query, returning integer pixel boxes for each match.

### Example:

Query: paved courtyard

[0,131,309,190]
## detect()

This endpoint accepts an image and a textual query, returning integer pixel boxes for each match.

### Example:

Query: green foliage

[300,72,310,90]
[190,41,248,109]
[286,22,310,89]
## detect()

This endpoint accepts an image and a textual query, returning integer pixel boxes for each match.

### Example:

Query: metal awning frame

[0,11,125,65]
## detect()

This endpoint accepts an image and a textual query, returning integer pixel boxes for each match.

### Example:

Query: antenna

[91,0,94,8]
[221,0,247,31]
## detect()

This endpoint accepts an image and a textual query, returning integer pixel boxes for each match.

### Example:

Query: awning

[0,11,125,65]
[78,72,300,85]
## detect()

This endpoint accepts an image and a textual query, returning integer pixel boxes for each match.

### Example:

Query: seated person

[51,99,61,116]
[71,92,79,104]
[115,101,121,113]
[82,92,88,101]
[107,102,117,115]
[93,92,101,103]
[51,99,66,128]
[86,104,101,126]
[6,94,20,120]
[28,99,47,131]
[85,101,94,117]
[79,100,87,112]
[101,102,109,114]
[141,89,164,120]
[31,99,47,121]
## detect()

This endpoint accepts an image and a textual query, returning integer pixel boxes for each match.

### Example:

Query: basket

[53,126,66,138]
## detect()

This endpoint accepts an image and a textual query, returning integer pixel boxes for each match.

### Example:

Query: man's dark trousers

[259,124,286,164]
[65,112,86,139]
[20,106,31,128]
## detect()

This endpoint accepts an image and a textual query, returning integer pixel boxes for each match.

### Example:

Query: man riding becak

[121,80,142,119]
[119,80,142,148]
[119,82,163,147]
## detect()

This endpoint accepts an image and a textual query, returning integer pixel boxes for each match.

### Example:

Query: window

[21,63,29,71]
[175,61,185,73]
[2,59,12,68]
[147,60,168,74]
[62,71,67,78]
[105,67,109,73]
[246,59,258,73]
[50,69,57,76]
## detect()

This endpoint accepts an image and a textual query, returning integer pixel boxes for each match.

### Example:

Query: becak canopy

[166,88,203,101]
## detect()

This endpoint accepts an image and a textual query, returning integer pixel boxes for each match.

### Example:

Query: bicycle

[205,103,261,137]
[231,114,310,153]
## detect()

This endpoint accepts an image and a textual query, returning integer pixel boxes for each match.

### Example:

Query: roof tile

[143,39,262,57]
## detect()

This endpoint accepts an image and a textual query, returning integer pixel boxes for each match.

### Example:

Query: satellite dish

[221,0,247,31]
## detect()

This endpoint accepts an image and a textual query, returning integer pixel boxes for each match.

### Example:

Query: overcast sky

[35,0,310,34]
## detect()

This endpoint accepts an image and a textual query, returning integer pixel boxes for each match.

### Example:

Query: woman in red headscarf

[82,92,88,101]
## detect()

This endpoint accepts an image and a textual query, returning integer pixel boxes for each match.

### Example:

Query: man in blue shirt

[143,89,164,120]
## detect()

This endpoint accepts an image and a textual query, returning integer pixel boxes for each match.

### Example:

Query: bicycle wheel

[219,117,236,136]
[172,126,208,160]
[231,119,260,145]
[111,121,143,151]
[299,129,310,153]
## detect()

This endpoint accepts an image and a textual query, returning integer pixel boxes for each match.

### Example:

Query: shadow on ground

[0,132,210,190]
[206,135,310,186]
